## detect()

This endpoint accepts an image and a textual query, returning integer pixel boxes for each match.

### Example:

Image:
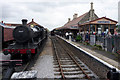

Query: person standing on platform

[65,32,69,39]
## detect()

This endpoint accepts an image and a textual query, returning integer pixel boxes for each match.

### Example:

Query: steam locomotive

[3,19,47,60]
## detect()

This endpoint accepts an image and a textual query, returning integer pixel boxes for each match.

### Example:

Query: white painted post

[69,35,72,42]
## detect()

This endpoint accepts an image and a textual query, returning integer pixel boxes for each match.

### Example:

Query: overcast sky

[0,0,119,30]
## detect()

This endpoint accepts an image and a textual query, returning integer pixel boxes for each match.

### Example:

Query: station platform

[31,37,54,78]
[58,36,120,70]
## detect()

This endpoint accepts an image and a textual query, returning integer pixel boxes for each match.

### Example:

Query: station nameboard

[70,26,78,29]
[97,21,110,24]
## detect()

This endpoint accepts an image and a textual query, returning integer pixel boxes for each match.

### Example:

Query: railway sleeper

[54,70,91,74]
[54,64,77,67]
[55,68,88,72]
[54,74,95,79]
[54,71,92,75]
[54,66,78,68]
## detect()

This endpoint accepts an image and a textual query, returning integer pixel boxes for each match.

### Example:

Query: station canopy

[80,17,117,26]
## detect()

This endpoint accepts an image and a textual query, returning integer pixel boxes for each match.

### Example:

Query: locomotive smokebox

[22,19,27,25]
[13,19,33,43]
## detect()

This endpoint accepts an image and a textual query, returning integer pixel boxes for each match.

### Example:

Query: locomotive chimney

[22,19,28,25]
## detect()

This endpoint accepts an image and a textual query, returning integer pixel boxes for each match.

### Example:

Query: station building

[27,19,43,28]
[56,2,118,36]
[56,2,98,36]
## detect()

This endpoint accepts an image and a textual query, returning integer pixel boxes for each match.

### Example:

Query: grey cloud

[2,5,13,19]
[2,4,24,20]
[16,1,89,12]
[0,0,119,30]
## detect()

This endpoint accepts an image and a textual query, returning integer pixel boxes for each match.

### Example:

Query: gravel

[32,55,54,78]
[30,38,55,79]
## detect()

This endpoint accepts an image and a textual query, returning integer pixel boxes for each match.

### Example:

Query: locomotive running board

[11,70,38,79]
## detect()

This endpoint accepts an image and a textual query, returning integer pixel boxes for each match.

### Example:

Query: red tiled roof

[4,23,21,26]
[60,12,88,30]
[27,21,39,26]
[27,19,43,28]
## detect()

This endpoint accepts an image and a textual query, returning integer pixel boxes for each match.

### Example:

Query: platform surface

[31,37,54,78]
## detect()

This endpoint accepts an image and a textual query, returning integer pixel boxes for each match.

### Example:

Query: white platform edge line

[57,35,120,72]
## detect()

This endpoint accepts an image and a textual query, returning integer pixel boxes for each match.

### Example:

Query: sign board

[97,21,110,24]
[70,26,78,29]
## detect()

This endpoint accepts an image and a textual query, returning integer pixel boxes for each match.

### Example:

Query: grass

[94,44,102,50]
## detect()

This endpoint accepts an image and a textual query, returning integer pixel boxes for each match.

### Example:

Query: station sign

[70,26,78,29]
[97,21,110,24]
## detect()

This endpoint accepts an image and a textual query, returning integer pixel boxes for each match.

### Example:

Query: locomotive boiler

[3,19,47,60]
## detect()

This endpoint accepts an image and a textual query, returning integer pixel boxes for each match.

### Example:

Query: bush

[76,35,82,42]
[94,44,102,49]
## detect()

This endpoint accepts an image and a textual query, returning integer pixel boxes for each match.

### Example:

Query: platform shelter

[79,17,118,35]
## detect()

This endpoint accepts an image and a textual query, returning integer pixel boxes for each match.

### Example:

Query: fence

[81,34,120,53]
[114,35,120,53]
[97,35,120,53]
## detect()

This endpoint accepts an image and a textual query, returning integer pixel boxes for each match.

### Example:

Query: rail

[51,37,95,79]
[57,38,90,79]
[52,38,65,79]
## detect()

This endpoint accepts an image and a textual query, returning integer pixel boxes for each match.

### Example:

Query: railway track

[51,37,98,79]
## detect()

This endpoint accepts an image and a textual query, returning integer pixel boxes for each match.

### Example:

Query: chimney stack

[22,19,27,25]
[91,2,93,10]
[89,2,94,21]
[68,18,71,22]
[32,19,34,22]
[73,13,78,19]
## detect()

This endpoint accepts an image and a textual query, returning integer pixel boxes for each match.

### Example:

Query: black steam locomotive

[3,19,47,60]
